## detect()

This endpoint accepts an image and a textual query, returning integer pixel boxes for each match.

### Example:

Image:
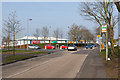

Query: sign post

[102,25,108,61]
[97,35,101,52]
[101,44,104,49]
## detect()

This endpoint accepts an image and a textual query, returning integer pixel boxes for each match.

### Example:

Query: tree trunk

[8,40,10,50]
[110,27,115,56]
[13,24,15,56]
[85,40,86,46]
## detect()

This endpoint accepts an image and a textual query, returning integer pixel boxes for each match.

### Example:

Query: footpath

[76,48,109,78]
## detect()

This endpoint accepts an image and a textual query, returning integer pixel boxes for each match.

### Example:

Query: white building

[14,36,68,46]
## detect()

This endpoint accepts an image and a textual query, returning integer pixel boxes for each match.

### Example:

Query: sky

[2,2,119,39]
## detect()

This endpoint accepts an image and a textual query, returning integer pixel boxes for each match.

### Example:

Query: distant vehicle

[68,44,77,51]
[86,44,93,49]
[28,45,40,49]
[60,45,68,49]
[114,44,117,47]
[92,44,96,47]
[44,44,55,49]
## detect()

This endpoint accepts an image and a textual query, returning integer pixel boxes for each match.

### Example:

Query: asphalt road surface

[2,47,108,78]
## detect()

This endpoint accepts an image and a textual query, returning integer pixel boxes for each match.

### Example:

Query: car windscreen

[87,44,92,46]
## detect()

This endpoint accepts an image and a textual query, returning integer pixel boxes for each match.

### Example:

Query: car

[68,44,77,51]
[60,45,68,49]
[44,44,55,49]
[92,44,96,47]
[28,45,40,49]
[86,44,93,49]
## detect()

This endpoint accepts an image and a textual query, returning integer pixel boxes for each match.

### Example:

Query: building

[15,36,68,46]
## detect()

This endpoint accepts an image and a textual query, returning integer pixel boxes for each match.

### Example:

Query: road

[2,47,108,78]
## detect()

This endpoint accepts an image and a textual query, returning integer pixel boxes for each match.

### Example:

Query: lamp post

[27,18,32,50]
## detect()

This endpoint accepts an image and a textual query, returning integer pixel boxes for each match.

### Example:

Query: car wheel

[90,47,92,49]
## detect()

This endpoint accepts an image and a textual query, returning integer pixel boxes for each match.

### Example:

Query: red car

[44,44,55,49]
[60,45,68,49]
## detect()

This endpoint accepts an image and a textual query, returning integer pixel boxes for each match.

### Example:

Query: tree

[41,26,49,42]
[3,21,12,50]
[53,28,60,41]
[80,2,118,55]
[68,24,82,43]
[2,37,7,47]
[113,0,120,12]
[60,29,63,43]
[33,28,40,43]
[3,11,22,55]
[80,27,95,44]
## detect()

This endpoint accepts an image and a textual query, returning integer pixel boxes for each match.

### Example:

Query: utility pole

[100,26,101,52]
[27,18,28,50]
[105,1,108,61]
[27,18,32,50]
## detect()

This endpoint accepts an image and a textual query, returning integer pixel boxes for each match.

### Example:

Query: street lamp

[27,18,32,50]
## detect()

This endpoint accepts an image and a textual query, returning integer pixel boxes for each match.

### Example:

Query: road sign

[97,35,100,37]
[102,25,107,32]
[101,44,104,49]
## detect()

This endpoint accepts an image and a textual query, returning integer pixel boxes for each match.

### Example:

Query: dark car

[92,44,96,47]
[86,44,93,49]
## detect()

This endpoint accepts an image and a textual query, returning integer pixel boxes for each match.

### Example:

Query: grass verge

[3,55,34,64]
[2,51,48,64]
[28,51,48,54]
[1,50,31,53]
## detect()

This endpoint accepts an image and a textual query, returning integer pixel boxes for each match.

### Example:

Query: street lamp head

[29,19,32,20]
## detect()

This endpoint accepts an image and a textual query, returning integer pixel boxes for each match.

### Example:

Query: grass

[2,51,48,64]
[1,50,31,53]
[28,51,48,54]
[3,55,33,64]
[100,46,120,78]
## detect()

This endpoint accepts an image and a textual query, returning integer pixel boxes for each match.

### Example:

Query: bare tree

[3,21,12,50]
[53,28,60,41]
[60,29,63,43]
[80,2,118,55]
[41,26,49,42]
[80,27,95,44]
[113,0,120,12]
[68,24,81,42]
[3,11,22,55]
[33,28,40,43]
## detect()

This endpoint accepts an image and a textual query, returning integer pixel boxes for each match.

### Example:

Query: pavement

[2,47,108,78]
[76,48,109,78]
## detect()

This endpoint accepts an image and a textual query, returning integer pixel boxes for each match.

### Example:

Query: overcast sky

[2,2,119,39]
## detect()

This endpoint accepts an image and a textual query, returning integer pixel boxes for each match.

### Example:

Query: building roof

[16,36,68,41]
